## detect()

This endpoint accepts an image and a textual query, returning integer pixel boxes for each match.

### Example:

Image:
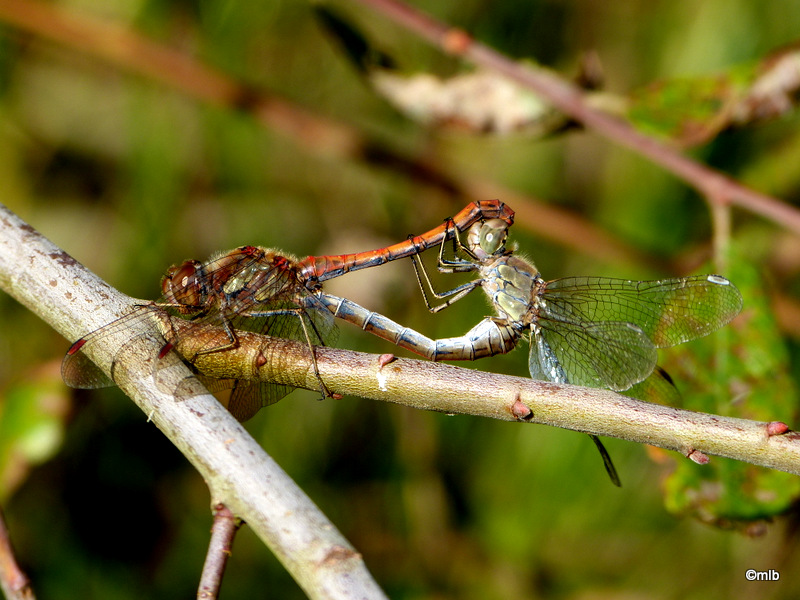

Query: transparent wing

[529,320,658,391]
[224,380,292,422]
[624,365,682,405]
[61,305,165,389]
[228,292,338,349]
[61,342,115,388]
[542,275,743,348]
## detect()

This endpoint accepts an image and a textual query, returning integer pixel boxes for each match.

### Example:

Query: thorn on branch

[442,28,471,55]
[766,421,790,437]
[377,353,396,367]
[511,396,533,421]
[687,449,710,465]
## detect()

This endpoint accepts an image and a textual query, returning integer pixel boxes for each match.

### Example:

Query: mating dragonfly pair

[62,200,743,485]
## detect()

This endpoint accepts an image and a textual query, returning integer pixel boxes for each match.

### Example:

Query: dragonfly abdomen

[317,294,520,361]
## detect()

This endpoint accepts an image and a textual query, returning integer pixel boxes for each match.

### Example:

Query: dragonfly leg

[186,316,240,359]
[411,251,483,313]
[132,301,241,361]
[436,218,481,271]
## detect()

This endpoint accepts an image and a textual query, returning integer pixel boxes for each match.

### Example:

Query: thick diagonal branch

[0,203,388,600]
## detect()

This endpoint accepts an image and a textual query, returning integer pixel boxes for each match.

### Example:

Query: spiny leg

[408,219,484,312]
[436,218,481,270]
[136,299,243,361]
[411,253,483,313]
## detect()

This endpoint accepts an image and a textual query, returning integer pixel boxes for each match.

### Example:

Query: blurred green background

[1,0,800,598]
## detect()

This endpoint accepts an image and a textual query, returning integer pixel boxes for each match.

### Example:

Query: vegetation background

[0,0,799,598]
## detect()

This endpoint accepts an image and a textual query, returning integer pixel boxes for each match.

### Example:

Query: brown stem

[353,0,800,234]
[0,505,35,600]
[197,505,241,600]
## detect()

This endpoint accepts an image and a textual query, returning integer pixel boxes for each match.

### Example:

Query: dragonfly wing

[174,374,292,422]
[61,305,169,389]
[61,342,115,388]
[301,295,339,347]
[543,275,743,348]
[534,319,658,391]
[228,381,293,422]
[528,328,568,383]
[589,434,621,487]
[528,327,625,487]
[624,365,682,405]
[228,293,338,349]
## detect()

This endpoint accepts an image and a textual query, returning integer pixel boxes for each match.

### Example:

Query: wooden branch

[173,321,800,477]
[0,204,389,600]
[1,198,796,485]
[197,504,241,600]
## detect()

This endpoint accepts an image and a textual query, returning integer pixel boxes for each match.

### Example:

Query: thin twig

[352,0,800,235]
[0,0,672,269]
[0,505,35,600]
[709,196,733,272]
[0,203,389,600]
[0,0,357,156]
[197,505,241,600]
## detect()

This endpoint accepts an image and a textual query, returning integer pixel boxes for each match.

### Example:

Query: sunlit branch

[171,318,800,478]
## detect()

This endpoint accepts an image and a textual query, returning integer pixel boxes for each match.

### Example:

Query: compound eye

[162,260,203,306]
[479,219,508,255]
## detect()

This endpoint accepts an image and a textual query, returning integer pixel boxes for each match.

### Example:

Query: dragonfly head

[162,259,206,311]
[468,219,509,259]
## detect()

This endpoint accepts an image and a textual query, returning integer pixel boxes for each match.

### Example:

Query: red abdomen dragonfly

[62,200,513,421]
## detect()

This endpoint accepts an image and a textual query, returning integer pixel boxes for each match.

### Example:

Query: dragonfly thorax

[480,254,541,324]
[201,247,302,307]
[161,245,303,316]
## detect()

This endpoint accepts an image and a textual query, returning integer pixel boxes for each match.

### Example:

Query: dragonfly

[61,200,514,421]
[317,217,744,485]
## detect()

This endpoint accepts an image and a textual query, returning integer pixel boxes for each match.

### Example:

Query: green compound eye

[478,219,508,255]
